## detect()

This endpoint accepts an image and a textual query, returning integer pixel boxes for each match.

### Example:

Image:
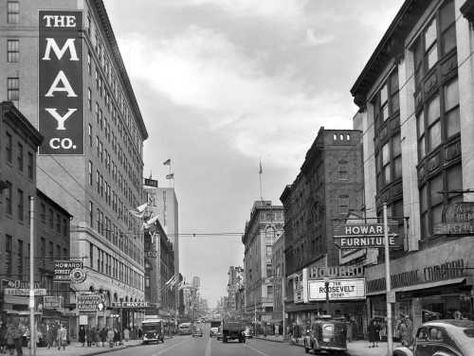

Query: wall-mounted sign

[4,288,47,296]
[77,292,103,312]
[309,266,364,279]
[2,279,41,289]
[54,260,84,282]
[307,278,366,301]
[43,296,63,309]
[110,301,149,309]
[333,222,401,249]
[145,251,158,258]
[39,10,83,154]
[434,202,474,235]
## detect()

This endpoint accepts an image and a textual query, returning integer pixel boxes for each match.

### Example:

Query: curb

[72,342,144,356]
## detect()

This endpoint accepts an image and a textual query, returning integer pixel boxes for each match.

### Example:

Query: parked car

[303,316,347,354]
[210,327,219,337]
[192,326,203,337]
[243,326,253,338]
[393,319,474,356]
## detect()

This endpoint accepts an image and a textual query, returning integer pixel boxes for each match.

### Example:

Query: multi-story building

[0,0,148,329]
[0,102,72,326]
[242,200,284,326]
[280,128,364,327]
[351,0,474,332]
[143,214,175,319]
[226,266,244,317]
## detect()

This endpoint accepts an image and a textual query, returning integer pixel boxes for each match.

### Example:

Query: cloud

[186,0,308,20]
[120,26,350,169]
[305,28,334,47]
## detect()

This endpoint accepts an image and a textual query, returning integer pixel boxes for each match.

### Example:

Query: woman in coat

[78,326,86,346]
[368,319,378,348]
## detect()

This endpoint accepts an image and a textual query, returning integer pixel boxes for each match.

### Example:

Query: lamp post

[324,277,330,316]
[29,196,36,356]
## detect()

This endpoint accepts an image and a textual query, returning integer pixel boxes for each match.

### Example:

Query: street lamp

[324,278,330,316]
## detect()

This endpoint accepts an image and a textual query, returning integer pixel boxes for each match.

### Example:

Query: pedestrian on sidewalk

[107,328,114,348]
[13,322,23,356]
[368,319,378,348]
[78,326,86,347]
[57,324,67,351]
[123,328,129,344]
[5,324,15,356]
[100,327,107,347]
[0,321,7,354]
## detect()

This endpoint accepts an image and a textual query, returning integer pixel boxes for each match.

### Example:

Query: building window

[17,142,23,171]
[17,189,24,221]
[373,69,399,131]
[40,203,46,223]
[88,161,93,186]
[5,132,12,163]
[56,213,61,232]
[7,77,19,106]
[17,239,23,277]
[413,0,458,160]
[6,235,12,275]
[27,152,33,179]
[337,195,349,215]
[267,285,273,298]
[5,182,12,215]
[89,201,94,228]
[49,208,53,228]
[88,88,92,111]
[7,39,19,62]
[88,124,93,147]
[266,264,272,277]
[7,1,19,24]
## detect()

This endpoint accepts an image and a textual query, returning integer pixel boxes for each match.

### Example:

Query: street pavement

[23,332,398,355]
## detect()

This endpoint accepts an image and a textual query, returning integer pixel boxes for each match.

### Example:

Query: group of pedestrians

[78,326,128,348]
[45,322,68,351]
[368,315,414,348]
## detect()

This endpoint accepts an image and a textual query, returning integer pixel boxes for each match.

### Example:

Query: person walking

[5,324,15,356]
[107,328,114,348]
[123,328,129,344]
[0,321,7,354]
[100,327,107,347]
[368,319,378,348]
[57,324,67,351]
[78,326,86,347]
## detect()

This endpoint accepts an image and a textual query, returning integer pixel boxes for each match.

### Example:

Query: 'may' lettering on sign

[39,11,83,155]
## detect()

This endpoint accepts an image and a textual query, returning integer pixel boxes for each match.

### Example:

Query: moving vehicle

[142,318,165,344]
[222,320,245,343]
[209,320,221,337]
[192,325,203,337]
[178,322,193,335]
[303,316,347,354]
[393,319,474,356]
[243,326,253,338]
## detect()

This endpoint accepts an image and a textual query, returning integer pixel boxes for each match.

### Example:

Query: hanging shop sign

[434,202,474,235]
[333,222,401,249]
[43,296,64,309]
[38,10,83,155]
[2,279,41,289]
[54,260,84,282]
[77,292,104,312]
[307,278,366,301]
[308,265,364,279]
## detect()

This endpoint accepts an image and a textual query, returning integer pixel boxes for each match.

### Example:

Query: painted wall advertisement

[39,11,83,154]
[307,278,366,301]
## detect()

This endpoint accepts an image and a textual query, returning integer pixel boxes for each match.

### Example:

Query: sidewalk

[30,338,145,356]
[256,335,401,355]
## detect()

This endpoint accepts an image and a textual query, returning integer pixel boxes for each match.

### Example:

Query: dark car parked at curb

[303,316,347,355]
[393,319,474,356]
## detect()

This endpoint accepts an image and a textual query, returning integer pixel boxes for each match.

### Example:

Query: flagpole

[259,160,263,201]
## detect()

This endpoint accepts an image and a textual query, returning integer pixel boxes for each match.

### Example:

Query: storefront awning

[367,277,467,296]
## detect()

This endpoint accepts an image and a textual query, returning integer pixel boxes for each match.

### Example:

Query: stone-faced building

[351,0,474,332]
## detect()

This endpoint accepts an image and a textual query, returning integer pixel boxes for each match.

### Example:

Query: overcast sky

[103,0,404,307]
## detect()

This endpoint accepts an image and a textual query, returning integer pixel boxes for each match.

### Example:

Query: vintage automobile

[303,316,347,354]
[209,327,219,337]
[393,319,474,356]
[192,325,203,337]
[142,318,165,344]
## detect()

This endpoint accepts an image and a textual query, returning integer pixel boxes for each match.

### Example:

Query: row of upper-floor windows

[4,130,34,179]
[88,200,142,265]
[89,241,143,290]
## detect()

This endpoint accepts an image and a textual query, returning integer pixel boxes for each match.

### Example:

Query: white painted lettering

[42,38,78,61]
[45,71,77,97]
[45,108,77,130]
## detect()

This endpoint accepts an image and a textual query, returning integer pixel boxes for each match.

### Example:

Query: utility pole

[29,197,36,356]
[383,202,393,356]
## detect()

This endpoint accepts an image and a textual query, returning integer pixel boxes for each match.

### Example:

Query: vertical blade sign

[39,11,83,155]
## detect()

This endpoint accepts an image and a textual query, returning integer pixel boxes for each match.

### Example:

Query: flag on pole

[129,202,148,218]
[165,173,174,180]
[163,158,171,166]
[143,214,160,229]
[259,160,263,174]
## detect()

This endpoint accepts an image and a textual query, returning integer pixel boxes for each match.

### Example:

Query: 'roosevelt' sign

[39,11,83,154]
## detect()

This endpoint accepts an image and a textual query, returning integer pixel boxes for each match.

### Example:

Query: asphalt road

[101,332,310,356]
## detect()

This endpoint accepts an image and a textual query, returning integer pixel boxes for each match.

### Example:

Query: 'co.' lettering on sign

[39,11,83,155]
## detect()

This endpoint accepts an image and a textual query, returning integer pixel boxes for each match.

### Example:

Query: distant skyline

[103,0,405,307]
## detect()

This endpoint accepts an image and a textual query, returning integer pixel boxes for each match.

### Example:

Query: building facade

[0,0,148,329]
[226,266,244,318]
[242,200,284,326]
[271,232,284,332]
[0,102,73,329]
[351,0,474,334]
[280,128,364,329]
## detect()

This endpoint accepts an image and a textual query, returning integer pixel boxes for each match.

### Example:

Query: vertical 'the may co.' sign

[39,11,83,155]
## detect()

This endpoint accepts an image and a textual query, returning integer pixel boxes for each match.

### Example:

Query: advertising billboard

[307,278,366,301]
[39,11,83,154]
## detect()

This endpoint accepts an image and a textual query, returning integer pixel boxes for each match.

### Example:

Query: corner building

[352,0,474,333]
[0,0,148,328]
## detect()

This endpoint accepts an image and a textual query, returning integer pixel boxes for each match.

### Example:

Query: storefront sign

[333,222,401,249]
[54,260,83,282]
[307,278,366,301]
[4,288,47,296]
[309,265,364,279]
[434,202,474,235]
[110,301,149,308]
[367,258,466,293]
[77,292,103,312]
[38,10,83,154]
[2,279,41,289]
[43,296,63,309]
